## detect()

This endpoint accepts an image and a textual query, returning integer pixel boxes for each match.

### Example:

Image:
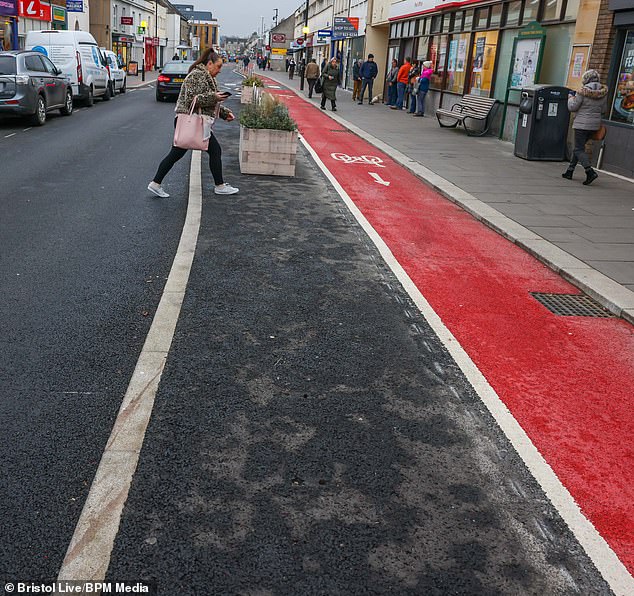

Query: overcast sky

[192,0,303,37]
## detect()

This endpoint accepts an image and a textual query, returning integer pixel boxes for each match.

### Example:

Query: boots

[562,166,575,180]
[583,167,598,185]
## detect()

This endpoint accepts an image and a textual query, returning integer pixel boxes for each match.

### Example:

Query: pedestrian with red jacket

[392,57,411,110]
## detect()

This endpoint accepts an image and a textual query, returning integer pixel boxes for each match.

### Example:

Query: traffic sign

[296,38,304,45]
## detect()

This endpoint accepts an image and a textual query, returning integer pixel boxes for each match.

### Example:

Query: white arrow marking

[369,172,390,186]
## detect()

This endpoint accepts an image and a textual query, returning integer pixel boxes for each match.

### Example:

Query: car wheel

[60,90,73,116]
[102,83,111,101]
[85,86,94,107]
[120,79,126,94]
[31,95,46,126]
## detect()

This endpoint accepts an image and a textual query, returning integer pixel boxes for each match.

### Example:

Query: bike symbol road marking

[331,153,386,168]
[369,172,390,186]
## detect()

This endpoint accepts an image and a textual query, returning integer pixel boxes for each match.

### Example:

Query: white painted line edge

[57,151,203,582]
[299,133,634,595]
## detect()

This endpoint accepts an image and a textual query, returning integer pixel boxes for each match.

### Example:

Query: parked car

[25,30,110,106]
[156,60,193,101]
[0,50,73,125]
[102,49,126,94]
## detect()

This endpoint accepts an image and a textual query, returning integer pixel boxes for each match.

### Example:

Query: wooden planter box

[240,85,255,104]
[239,126,298,177]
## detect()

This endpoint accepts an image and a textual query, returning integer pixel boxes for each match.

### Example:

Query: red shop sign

[19,0,51,21]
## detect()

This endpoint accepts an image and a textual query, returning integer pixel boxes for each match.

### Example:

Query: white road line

[57,152,203,583]
[299,134,634,596]
[23,127,32,132]
[4,133,16,138]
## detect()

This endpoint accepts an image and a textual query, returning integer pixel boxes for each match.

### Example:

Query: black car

[0,50,73,125]
[156,60,193,101]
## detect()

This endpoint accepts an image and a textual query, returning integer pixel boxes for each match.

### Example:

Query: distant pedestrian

[172,53,179,61]
[285,58,290,72]
[358,54,378,105]
[148,48,239,198]
[562,69,608,186]
[320,58,327,73]
[413,61,432,117]
[407,61,421,113]
[305,58,320,98]
[243,56,250,69]
[320,57,340,112]
[288,58,296,79]
[392,57,411,110]
[386,58,398,106]
[351,58,362,101]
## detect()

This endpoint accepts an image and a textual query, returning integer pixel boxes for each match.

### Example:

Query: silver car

[0,50,74,126]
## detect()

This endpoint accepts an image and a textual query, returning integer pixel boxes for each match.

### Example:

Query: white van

[25,30,111,105]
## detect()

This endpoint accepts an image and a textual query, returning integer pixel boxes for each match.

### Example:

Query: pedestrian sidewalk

[128,69,160,89]
[260,69,634,324]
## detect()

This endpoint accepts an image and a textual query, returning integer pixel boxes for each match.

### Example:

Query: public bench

[435,95,499,137]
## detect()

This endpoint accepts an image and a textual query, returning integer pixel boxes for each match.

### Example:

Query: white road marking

[23,127,32,132]
[299,133,634,595]
[57,151,203,583]
[369,172,390,186]
[4,133,16,138]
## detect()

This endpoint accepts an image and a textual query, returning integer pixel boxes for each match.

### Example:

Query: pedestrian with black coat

[320,57,340,111]
[288,57,296,79]
[358,54,378,105]
[351,59,362,101]
[148,48,239,198]
[386,58,399,106]
[562,69,608,185]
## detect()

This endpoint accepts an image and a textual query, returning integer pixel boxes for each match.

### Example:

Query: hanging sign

[0,0,17,16]
[18,0,51,21]
[66,0,82,11]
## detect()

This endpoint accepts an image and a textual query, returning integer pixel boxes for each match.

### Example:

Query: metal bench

[436,95,499,136]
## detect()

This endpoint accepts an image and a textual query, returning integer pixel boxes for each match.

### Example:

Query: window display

[470,31,499,96]
[446,33,470,94]
[610,30,634,126]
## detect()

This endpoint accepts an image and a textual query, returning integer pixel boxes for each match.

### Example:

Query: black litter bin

[514,85,570,160]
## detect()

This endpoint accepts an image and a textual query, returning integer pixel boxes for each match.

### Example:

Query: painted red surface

[260,80,634,573]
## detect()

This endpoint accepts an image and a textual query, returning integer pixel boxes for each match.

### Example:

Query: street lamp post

[299,0,309,91]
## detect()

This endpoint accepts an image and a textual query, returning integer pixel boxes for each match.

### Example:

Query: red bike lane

[258,81,634,576]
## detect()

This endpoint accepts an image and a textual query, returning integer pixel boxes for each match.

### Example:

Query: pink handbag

[173,96,209,151]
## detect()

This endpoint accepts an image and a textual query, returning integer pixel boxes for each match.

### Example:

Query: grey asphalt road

[0,83,188,583]
[100,71,609,594]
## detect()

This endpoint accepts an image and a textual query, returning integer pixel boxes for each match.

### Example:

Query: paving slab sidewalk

[258,69,634,324]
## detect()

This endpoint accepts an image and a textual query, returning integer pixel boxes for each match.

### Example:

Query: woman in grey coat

[320,57,340,112]
[563,69,608,185]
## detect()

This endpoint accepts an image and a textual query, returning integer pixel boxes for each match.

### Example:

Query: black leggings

[153,119,224,185]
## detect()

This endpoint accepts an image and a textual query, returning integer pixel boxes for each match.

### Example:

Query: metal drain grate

[530,293,614,317]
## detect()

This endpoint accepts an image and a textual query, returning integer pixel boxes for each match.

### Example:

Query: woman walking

[148,48,239,197]
[562,69,608,186]
[320,57,340,112]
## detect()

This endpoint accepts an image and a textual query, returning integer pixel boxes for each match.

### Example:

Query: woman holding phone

[148,48,239,197]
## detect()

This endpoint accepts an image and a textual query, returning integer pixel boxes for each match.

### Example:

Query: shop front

[332,15,365,90]
[112,33,134,68]
[598,1,634,178]
[1,0,19,50]
[388,0,579,137]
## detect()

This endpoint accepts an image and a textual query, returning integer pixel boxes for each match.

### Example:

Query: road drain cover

[530,293,614,317]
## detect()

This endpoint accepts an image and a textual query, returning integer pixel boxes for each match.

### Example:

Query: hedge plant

[239,93,297,132]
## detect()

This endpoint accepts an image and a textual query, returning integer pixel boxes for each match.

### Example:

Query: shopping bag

[173,96,210,151]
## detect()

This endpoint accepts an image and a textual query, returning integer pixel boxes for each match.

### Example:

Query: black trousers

[307,78,317,97]
[321,95,336,109]
[569,129,594,170]
[359,79,374,102]
[153,119,224,185]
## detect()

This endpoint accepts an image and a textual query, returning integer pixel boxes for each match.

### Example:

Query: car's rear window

[162,62,192,75]
[0,56,17,75]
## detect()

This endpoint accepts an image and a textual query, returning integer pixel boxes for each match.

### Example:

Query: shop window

[431,15,442,34]
[390,24,397,38]
[470,30,499,97]
[416,37,430,62]
[522,0,540,23]
[453,12,464,31]
[542,0,564,21]
[446,32,471,94]
[464,9,474,30]
[429,35,448,89]
[474,7,489,29]
[490,4,503,27]
[443,15,452,33]
[564,0,580,20]
[610,30,634,125]
[505,1,522,26]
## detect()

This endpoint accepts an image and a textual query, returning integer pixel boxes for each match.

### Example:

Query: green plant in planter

[242,74,264,87]
[239,92,297,132]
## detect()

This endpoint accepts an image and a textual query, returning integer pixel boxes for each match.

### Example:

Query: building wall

[590,0,617,74]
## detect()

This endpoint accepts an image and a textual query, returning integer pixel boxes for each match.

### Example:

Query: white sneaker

[148,182,169,198]
[214,183,239,195]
